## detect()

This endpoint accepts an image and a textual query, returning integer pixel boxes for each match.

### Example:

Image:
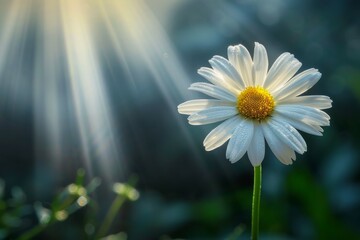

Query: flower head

[178,43,332,166]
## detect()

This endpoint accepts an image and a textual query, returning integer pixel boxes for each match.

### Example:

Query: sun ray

[59,0,124,182]
[0,0,33,110]
[0,0,221,190]
[95,0,217,185]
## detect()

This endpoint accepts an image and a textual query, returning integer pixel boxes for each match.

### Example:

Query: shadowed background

[0,0,359,239]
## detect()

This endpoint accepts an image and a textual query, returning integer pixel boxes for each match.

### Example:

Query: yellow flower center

[237,86,275,120]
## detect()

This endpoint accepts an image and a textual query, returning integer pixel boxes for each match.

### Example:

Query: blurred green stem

[96,194,126,238]
[18,223,47,240]
[251,165,262,240]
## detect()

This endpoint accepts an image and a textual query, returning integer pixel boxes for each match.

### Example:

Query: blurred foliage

[286,168,358,239]
[129,168,360,239]
[0,170,139,240]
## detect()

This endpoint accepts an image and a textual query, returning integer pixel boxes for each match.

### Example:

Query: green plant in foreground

[16,169,100,240]
[0,169,139,240]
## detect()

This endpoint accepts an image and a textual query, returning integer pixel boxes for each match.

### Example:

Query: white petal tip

[229,159,237,164]
[254,42,265,48]
[187,121,200,126]
[228,156,240,164]
[284,161,293,166]
[177,105,185,114]
[228,45,236,51]
[204,147,212,152]
[203,143,212,151]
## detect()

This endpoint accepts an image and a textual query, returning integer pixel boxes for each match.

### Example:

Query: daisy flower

[178,42,332,166]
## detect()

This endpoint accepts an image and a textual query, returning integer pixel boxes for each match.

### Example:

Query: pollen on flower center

[237,86,275,120]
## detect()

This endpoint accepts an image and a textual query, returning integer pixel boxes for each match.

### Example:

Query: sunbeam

[31,0,126,184]
[0,0,33,110]
[60,0,123,181]
[0,0,219,190]
[33,0,64,170]
[95,0,217,187]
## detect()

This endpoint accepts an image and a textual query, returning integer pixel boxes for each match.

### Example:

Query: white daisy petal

[228,45,253,86]
[278,95,332,109]
[203,116,242,151]
[262,123,296,165]
[189,82,236,102]
[188,106,238,125]
[227,46,249,88]
[197,67,226,88]
[178,99,235,115]
[247,124,265,166]
[227,45,238,67]
[264,53,302,92]
[268,118,307,154]
[270,60,302,92]
[209,56,244,91]
[252,42,268,86]
[226,119,254,163]
[263,52,291,86]
[273,69,321,101]
[275,111,324,136]
[276,105,330,126]
[197,67,238,95]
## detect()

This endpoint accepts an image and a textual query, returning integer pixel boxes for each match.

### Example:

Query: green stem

[96,194,126,238]
[251,165,262,240]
